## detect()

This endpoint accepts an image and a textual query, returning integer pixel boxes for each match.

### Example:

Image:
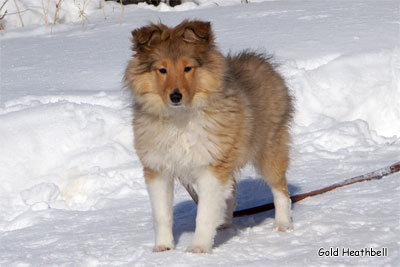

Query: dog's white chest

[138,115,215,177]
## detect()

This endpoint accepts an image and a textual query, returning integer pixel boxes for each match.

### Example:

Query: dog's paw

[186,246,211,254]
[274,221,293,232]
[153,245,174,252]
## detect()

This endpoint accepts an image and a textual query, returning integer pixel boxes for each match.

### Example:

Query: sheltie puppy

[124,20,293,253]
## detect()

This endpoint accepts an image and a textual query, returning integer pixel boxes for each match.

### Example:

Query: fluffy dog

[124,20,293,253]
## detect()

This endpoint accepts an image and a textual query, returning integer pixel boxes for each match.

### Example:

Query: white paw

[153,245,174,252]
[274,221,293,232]
[186,245,211,254]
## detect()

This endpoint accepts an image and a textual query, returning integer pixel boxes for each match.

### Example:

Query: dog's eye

[184,66,192,73]
[159,68,167,74]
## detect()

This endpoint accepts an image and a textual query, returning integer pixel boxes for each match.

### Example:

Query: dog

[124,20,293,253]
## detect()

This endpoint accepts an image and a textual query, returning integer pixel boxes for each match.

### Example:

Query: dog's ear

[180,20,214,45]
[131,24,164,53]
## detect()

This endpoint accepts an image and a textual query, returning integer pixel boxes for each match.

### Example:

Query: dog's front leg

[187,168,233,253]
[145,168,175,252]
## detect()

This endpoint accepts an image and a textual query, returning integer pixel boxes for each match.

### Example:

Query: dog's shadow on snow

[173,178,300,249]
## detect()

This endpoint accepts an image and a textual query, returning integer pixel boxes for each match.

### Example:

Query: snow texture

[1,0,399,266]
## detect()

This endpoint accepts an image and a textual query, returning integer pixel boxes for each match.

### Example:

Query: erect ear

[179,20,214,45]
[131,24,166,53]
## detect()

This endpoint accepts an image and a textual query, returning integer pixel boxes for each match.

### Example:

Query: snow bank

[0,92,144,229]
[1,0,255,30]
[1,0,105,29]
[284,49,400,137]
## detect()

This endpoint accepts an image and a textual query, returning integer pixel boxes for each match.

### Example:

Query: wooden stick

[233,161,400,217]
[182,162,400,217]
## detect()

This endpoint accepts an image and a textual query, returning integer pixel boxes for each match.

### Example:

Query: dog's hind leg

[219,179,236,229]
[256,130,293,232]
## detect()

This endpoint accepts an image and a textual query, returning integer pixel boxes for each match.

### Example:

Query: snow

[1,0,400,266]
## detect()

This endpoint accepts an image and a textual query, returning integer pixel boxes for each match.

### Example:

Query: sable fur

[125,20,293,253]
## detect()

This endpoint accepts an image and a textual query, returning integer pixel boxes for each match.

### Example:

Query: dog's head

[125,20,225,115]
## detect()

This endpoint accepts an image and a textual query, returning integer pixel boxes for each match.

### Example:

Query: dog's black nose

[169,89,183,104]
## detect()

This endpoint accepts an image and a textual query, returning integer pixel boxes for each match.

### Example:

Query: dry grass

[13,0,23,27]
[50,0,63,34]
[119,0,124,26]
[75,0,91,31]
[0,0,8,32]
[41,0,50,28]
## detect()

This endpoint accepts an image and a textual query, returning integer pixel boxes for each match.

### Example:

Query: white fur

[139,111,218,178]
[271,188,293,231]
[147,173,175,250]
[187,169,234,253]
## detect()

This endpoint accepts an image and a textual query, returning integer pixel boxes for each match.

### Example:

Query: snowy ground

[1,0,400,266]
